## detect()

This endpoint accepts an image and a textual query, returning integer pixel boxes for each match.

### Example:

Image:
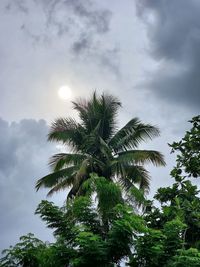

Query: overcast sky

[0,0,199,252]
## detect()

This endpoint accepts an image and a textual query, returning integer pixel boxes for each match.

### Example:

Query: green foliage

[0,234,45,267]
[166,248,200,267]
[130,218,186,267]
[153,179,200,248]
[1,178,146,267]
[130,115,200,267]
[163,218,186,256]
[169,115,200,178]
[35,200,76,241]
[130,229,166,267]
[0,234,72,267]
[108,204,145,263]
[73,232,108,267]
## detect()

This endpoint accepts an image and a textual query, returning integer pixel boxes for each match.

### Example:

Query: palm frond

[72,92,121,141]
[72,92,99,133]
[117,150,166,166]
[72,98,90,128]
[118,176,135,191]
[98,93,121,140]
[80,121,102,154]
[117,165,150,192]
[49,153,87,171]
[67,158,91,198]
[35,166,77,191]
[109,118,160,152]
[67,177,85,199]
[46,177,75,197]
[48,118,85,151]
[99,137,112,160]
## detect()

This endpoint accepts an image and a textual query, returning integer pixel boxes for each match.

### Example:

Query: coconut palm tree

[36,92,165,198]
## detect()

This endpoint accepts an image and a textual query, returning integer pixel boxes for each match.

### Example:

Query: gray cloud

[0,118,64,251]
[99,46,120,76]
[66,0,111,34]
[3,0,119,75]
[72,34,92,55]
[5,0,111,45]
[71,34,120,76]
[136,0,200,110]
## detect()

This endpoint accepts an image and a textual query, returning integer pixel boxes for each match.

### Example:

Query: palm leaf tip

[47,117,83,147]
[133,150,166,167]
[35,167,76,192]
[117,150,166,168]
[154,151,166,166]
[35,178,44,191]
[46,179,71,197]
[109,118,161,152]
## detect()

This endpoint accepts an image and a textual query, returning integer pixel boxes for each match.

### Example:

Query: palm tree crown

[36,92,165,198]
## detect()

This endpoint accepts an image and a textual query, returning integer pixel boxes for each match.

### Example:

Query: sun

[58,85,72,100]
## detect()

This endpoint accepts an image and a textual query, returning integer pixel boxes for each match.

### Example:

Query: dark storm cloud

[0,118,57,251]
[136,0,200,110]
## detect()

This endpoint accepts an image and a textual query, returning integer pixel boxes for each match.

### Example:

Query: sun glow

[58,85,72,100]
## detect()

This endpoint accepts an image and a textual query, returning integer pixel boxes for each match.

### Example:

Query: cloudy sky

[0,0,199,251]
